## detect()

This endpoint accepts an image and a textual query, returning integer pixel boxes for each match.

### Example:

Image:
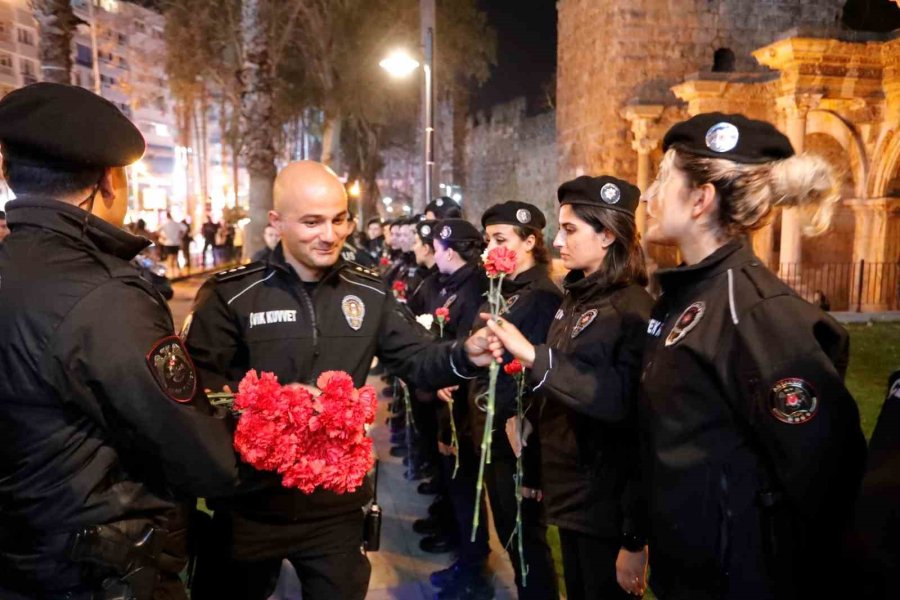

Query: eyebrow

[296,211,349,220]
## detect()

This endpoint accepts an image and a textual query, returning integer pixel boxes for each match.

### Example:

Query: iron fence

[775,261,899,312]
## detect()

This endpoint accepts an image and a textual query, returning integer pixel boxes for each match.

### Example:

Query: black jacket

[407,264,439,317]
[183,245,475,543]
[527,270,652,537]
[639,241,866,600]
[0,199,239,593]
[468,265,563,487]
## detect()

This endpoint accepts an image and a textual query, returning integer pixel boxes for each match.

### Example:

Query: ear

[690,182,718,220]
[523,233,537,253]
[598,228,616,249]
[97,167,125,205]
[268,210,281,230]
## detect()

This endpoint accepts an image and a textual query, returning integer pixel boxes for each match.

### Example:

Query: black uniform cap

[662,112,794,164]
[426,196,462,218]
[557,175,640,218]
[481,200,546,230]
[434,218,481,243]
[0,83,145,169]
[416,219,438,244]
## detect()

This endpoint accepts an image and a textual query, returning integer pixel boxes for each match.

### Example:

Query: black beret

[557,175,641,218]
[0,83,145,169]
[662,112,794,164]
[416,219,438,244]
[426,196,462,219]
[434,218,482,243]
[481,201,546,230]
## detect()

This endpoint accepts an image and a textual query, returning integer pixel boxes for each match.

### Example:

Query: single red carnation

[434,307,450,321]
[484,247,517,278]
[380,256,390,266]
[503,359,524,375]
[392,280,407,292]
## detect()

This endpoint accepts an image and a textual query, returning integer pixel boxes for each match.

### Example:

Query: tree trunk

[321,114,342,170]
[32,0,76,85]
[240,0,277,258]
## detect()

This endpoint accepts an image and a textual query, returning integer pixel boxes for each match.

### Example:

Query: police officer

[183,161,493,600]
[485,181,653,599]
[639,113,867,599]
[450,201,562,599]
[0,83,240,600]
[426,196,463,220]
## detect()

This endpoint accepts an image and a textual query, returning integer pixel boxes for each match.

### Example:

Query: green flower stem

[513,372,529,587]
[448,398,460,479]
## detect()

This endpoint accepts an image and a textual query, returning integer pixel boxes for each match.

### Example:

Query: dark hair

[366,217,382,227]
[435,238,484,264]
[569,203,648,287]
[2,158,104,197]
[0,211,5,220]
[512,225,550,265]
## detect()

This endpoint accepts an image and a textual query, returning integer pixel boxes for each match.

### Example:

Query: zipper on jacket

[290,283,319,379]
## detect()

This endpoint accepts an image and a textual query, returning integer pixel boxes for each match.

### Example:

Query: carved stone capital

[621,105,664,155]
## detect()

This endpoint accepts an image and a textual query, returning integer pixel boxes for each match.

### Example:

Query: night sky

[470,0,557,115]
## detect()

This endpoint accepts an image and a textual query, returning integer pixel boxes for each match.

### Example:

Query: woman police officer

[638,113,866,599]
[484,178,654,598]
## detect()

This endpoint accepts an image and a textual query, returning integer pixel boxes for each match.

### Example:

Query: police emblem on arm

[571,309,598,338]
[665,302,705,347]
[146,336,197,403]
[770,378,818,424]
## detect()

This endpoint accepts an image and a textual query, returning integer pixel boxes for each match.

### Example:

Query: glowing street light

[379,50,420,78]
[348,180,361,198]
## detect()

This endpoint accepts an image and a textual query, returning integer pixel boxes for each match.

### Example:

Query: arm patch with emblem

[146,336,198,403]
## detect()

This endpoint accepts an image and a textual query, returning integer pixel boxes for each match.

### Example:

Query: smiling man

[184,160,495,600]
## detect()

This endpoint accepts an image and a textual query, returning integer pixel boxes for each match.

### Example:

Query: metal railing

[776,261,899,312]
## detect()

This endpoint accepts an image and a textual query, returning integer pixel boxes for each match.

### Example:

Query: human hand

[464,327,495,367]
[437,441,456,456]
[504,416,534,458]
[521,487,543,502]
[480,313,536,368]
[615,546,648,596]
[437,386,458,403]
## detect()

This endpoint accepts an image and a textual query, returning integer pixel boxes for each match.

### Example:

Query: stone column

[775,94,821,280]
[621,105,664,241]
[846,197,900,311]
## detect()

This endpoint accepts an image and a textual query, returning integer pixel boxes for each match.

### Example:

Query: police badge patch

[146,336,197,403]
[504,294,520,313]
[665,302,705,347]
[600,183,621,204]
[770,378,818,425]
[440,226,452,240]
[571,309,598,338]
[705,122,740,153]
[342,295,365,331]
[443,294,458,309]
[516,209,531,224]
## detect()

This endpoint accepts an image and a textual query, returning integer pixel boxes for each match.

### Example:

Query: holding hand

[504,415,534,458]
[480,312,536,368]
[616,546,648,597]
[464,327,496,367]
[437,386,458,403]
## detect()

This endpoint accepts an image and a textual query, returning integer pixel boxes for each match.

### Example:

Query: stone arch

[870,129,900,198]
[806,109,868,199]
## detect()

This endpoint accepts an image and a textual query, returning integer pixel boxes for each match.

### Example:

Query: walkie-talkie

[363,460,382,551]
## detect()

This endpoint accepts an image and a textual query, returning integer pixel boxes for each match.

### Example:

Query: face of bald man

[269,161,350,280]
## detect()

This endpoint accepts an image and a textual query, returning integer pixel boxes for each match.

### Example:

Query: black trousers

[558,529,630,600]
[444,438,490,566]
[484,442,559,599]
[191,511,370,600]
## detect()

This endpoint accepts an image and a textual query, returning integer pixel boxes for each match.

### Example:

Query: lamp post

[379,0,435,211]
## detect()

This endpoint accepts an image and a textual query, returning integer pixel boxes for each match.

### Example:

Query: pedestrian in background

[158,211,186,272]
[638,112,866,599]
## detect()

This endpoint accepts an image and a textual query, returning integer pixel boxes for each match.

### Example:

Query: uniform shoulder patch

[146,336,197,403]
[214,262,267,283]
[665,302,705,347]
[770,378,818,425]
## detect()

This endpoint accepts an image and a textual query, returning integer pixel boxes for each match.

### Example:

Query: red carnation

[435,307,450,321]
[232,370,376,495]
[503,359,524,376]
[392,280,407,292]
[380,256,390,266]
[484,247,517,278]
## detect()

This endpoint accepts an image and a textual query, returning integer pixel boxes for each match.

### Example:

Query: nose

[553,229,565,249]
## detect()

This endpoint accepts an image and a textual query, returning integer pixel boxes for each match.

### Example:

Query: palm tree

[32,0,79,85]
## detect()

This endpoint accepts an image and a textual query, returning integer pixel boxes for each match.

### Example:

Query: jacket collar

[655,239,753,294]
[439,262,480,292]
[5,197,150,260]
[503,264,548,294]
[562,267,627,303]
[266,243,347,287]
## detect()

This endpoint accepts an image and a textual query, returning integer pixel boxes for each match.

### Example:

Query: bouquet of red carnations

[223,369,377,494]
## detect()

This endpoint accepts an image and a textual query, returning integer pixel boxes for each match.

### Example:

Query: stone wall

[556,0,846,183]
[463,98,557,231]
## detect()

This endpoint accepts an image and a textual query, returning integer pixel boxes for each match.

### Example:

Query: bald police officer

[0,83,240,600]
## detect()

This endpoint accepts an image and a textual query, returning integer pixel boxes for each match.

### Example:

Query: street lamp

[380,0,435,212]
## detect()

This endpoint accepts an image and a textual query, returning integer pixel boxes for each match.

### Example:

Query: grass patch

[844,322,900,440]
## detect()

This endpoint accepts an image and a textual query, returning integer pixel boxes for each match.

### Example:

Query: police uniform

[420,219,492,565]
[639,114,867,600]
[0,83,240,599]
[523,178,652,600]
[426,196,463,220]
[467,201,563,599]
[407,219,439,317]
[183,243,478,600]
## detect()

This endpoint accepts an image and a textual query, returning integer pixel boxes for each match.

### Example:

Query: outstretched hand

[480,312,536,368]
[464,327,496,367]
